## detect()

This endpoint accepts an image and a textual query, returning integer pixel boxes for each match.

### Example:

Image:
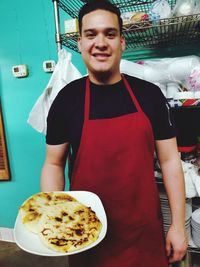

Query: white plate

[14,191,107,256]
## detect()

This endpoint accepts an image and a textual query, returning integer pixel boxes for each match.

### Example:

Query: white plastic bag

[120,59,145,79]
[143,56,200,83]
[149,0,172,21]
[27,49,82,134]
[172,0,196,16]
[193,0,200,14]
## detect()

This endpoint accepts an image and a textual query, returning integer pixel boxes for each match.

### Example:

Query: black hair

[78,0,123,35]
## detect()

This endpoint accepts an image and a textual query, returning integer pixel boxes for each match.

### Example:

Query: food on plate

[19,192,102,252]
[20,192,54,233]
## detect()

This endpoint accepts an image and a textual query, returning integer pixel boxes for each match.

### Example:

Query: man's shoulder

[52,76,87,107]
[61,76,87,93]
[123,74,158,89]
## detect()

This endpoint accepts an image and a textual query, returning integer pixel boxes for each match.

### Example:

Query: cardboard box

[64,19,79,34]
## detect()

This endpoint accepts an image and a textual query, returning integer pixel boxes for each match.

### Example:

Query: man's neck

[88,71,122,85]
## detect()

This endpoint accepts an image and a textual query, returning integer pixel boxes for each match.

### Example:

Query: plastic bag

[27,49,82,134]
[120,59,145,79]
[186,65,200,91]
[149,0,172,22]
[172,0,196,16]
[193,0,200,14]
[142,56,200,83]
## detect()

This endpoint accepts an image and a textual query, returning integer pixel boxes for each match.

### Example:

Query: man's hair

[78,0,123,35]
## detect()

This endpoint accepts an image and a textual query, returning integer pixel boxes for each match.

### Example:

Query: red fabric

[69,77,168,267]
[178,145,196,153]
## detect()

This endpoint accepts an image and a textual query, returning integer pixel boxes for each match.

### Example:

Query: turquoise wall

[0,0,200,229]
[0,0,84,228]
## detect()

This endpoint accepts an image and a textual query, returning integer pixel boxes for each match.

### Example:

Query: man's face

[78,9,125,83]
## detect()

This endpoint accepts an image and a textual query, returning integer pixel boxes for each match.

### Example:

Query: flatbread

[20,192,54,233]
[19,192,102,253]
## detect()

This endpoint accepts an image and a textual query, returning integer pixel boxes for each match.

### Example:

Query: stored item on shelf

[121,11,150,30]
[149,0,172,22]
[121,11,148,24]
[195,91,200,98]
[64,18,79,34]
[167,56,200,81]
[121,11,134,25]
[173,91,200,106]
[142,56,200,84]
[191,208,200,247]
[172,1,199,34]
[193,2,200,14]
[120,59,145,80]
[131,12,149,23]
[166,82,180,98]
[172,0,195,16]
[186,66,200,91]
[181,150,197,163]
[195,136,200,159]
[174,91,194,99]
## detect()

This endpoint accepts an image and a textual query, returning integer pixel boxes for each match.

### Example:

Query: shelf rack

[52,0,200,53]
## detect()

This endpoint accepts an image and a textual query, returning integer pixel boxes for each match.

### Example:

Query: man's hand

[165,224,188,263]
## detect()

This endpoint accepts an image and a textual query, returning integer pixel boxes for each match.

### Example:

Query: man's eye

[107,32,116,38]
[85,33,95,39]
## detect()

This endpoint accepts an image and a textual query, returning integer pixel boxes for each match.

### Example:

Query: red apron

[69,77,168,267]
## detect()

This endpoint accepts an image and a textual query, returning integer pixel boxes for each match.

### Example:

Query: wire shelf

[60,13,200,52]
[58,0,177,17]
[57,0,200,51]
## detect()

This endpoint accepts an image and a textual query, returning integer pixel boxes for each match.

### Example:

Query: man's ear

[77,37,82,53]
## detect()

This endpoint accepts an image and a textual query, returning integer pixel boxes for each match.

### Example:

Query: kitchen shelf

[56,0,200,52]
[58,0,176,18]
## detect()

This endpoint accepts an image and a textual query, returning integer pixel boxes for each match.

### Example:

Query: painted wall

[0,0,85,228]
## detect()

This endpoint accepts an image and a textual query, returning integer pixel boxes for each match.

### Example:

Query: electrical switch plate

[43,60,56,73]
[12,64,28,78]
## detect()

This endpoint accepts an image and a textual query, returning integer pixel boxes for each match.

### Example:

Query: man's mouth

[92,53,110,60]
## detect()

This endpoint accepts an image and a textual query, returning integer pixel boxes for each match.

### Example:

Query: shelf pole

[52,0,62,54]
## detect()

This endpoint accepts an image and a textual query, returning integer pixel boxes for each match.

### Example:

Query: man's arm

[155,137,188,263]
[40,143,69,192]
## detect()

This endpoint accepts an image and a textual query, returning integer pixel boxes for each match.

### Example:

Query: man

[41,1,187,266]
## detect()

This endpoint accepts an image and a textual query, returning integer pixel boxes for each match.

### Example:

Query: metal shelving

[58,0,176,17]
[52,0,200,53]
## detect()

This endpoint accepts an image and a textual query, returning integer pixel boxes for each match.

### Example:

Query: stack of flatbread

[19,192,102,253]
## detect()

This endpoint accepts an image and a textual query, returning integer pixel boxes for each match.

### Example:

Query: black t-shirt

[46,74,176,175]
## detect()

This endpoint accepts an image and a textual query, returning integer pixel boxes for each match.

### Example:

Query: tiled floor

[0,241,68,267]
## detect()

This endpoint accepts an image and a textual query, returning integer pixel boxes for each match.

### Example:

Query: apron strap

[122,75,143,112]
[84,77,90,121]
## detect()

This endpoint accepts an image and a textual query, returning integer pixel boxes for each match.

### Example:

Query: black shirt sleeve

[46,88,70,145]
[125,74,176,140]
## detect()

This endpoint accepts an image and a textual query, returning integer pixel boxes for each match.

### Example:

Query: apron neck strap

[122,75,142,112]
[85,77,90,119]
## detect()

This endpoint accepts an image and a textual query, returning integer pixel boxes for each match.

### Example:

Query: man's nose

[95,34,107,48]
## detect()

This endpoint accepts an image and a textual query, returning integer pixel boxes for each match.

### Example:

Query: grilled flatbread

[19,192,102,253]
[20,192,54,233]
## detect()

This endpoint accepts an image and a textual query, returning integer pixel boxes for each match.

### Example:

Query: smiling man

[78,8,125,84]
[41,1,187,266]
